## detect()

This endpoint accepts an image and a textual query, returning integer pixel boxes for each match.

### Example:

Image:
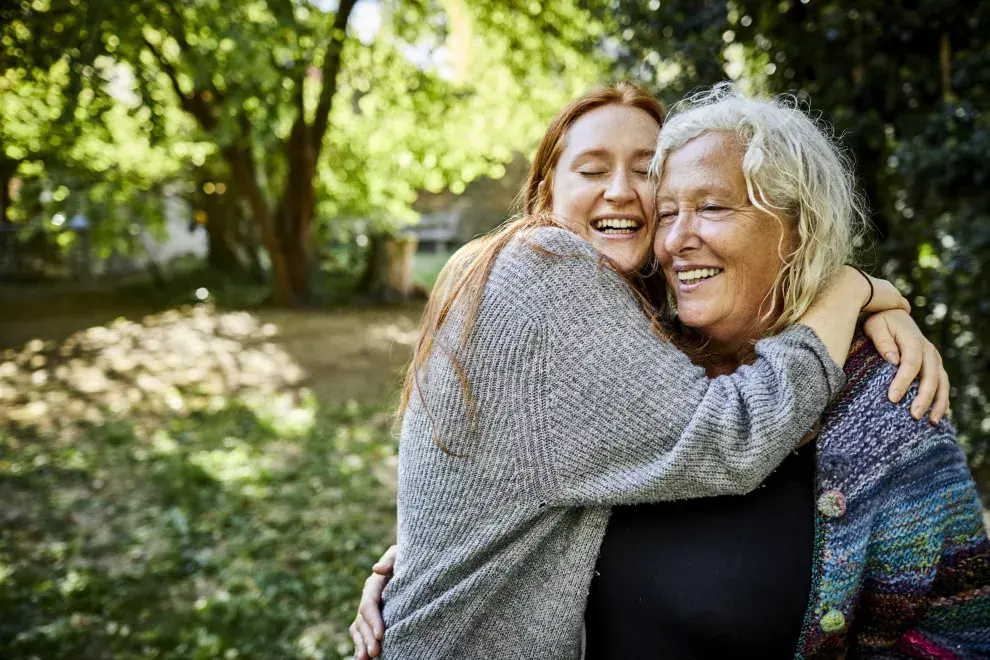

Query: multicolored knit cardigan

[796,337,990,659]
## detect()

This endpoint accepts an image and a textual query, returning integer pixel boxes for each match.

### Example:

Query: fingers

[888,332,924,403]
[352,551,394,660]
[354,612,380,658]
[931,363,950,425]
[350,619,370,660]
[360,573,388,640]
[910,342,940,420]
[862,314,900,365]
[373,545,397,576]
[862,308,952,423]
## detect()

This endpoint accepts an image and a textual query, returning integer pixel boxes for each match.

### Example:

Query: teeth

[593,218,640,230]
[677,268,723,282]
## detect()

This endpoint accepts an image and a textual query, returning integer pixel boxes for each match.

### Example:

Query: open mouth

[676,267,724,286]
[591,217,644,236]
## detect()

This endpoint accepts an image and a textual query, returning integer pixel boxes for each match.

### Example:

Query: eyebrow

[572,148,656,161]
[656,184,737,201]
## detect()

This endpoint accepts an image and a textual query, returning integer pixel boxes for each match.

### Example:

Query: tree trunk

[266,110,319,306]
[262,0,357,306]
[271,198,312,305]
[203,191,243,273]
[359,232,418,301]
[201,186,262,280]
[0,155,17,225]
[148,0,358,308]
[223,143,296,306]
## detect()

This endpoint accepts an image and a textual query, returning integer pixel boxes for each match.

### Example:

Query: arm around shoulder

[514,228,847,506]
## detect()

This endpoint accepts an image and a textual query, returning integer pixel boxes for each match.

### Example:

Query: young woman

[350,82,952,659]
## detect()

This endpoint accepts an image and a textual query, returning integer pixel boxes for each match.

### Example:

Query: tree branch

[310,0,359,154]
[222,120,273,247]
[159,0,193,53]
[154,0,226,104]
[141,33,218,130]
[141,35,188,104]
[940,32,954,103]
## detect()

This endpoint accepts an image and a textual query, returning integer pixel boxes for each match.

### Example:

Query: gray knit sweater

[380,227,846,659]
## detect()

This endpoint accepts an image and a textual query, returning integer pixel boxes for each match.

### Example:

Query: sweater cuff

[760,325,847,401]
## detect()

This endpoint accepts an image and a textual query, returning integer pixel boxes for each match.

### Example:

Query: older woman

[351,84,987,658]
[584,84,990,657]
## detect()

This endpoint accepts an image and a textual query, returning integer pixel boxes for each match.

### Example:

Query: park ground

[0,267,432,658]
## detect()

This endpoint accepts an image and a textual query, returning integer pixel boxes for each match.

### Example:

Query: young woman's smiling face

[654,131,796,352]
[550,104,659,273]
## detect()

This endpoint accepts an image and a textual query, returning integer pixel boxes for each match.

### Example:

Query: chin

[676,310,715,330]
[615,251,651,273]
[678,319,707,331]
[614,260,640,274]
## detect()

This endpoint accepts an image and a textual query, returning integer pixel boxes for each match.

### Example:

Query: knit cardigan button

[820,609,846,633]
[817,489,847,518]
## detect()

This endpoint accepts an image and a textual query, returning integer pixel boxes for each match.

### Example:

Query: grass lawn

[0,305,418,659]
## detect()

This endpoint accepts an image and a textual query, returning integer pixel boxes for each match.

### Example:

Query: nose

[603,169,636,206]
[661,209,702,256]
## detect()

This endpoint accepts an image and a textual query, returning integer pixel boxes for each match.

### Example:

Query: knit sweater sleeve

[521,227,846,505]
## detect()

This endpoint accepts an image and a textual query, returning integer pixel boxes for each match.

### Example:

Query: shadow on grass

[0,307,400,659]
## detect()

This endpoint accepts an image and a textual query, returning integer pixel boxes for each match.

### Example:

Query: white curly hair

[649,82,870,333]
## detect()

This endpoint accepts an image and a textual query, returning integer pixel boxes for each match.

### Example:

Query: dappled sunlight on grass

[367,321,419,347]
[1,304,306,436]
[0,304,404,659]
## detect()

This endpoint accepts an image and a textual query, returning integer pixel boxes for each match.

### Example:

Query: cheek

[553,173,593,213]
[549,176,567,214]
[653,227,672,264]
[552,179,599,235]
[717,230,786,301]
[637,180,656,217]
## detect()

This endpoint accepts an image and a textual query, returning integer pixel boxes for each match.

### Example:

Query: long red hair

[399,82,669,452]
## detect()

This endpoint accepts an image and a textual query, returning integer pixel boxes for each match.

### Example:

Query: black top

[584,441,817,659]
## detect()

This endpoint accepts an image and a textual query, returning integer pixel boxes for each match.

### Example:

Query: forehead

[560,105,659,159]
[658,131,747,195]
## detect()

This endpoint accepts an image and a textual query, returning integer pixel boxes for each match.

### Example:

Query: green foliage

[2,0,608,302]
[0,30,211,257]
[319,9,601,236]
[1,404,395,659]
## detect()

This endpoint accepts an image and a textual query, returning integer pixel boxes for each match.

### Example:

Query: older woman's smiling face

[654,131,797,352]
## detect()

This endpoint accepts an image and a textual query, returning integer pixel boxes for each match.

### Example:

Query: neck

[700,339,757,377]
[678,327,767,378]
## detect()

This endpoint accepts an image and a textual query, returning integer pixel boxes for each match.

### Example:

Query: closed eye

[578,171,607,177]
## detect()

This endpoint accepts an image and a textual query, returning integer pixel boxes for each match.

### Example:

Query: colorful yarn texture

[797,337,990,658]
